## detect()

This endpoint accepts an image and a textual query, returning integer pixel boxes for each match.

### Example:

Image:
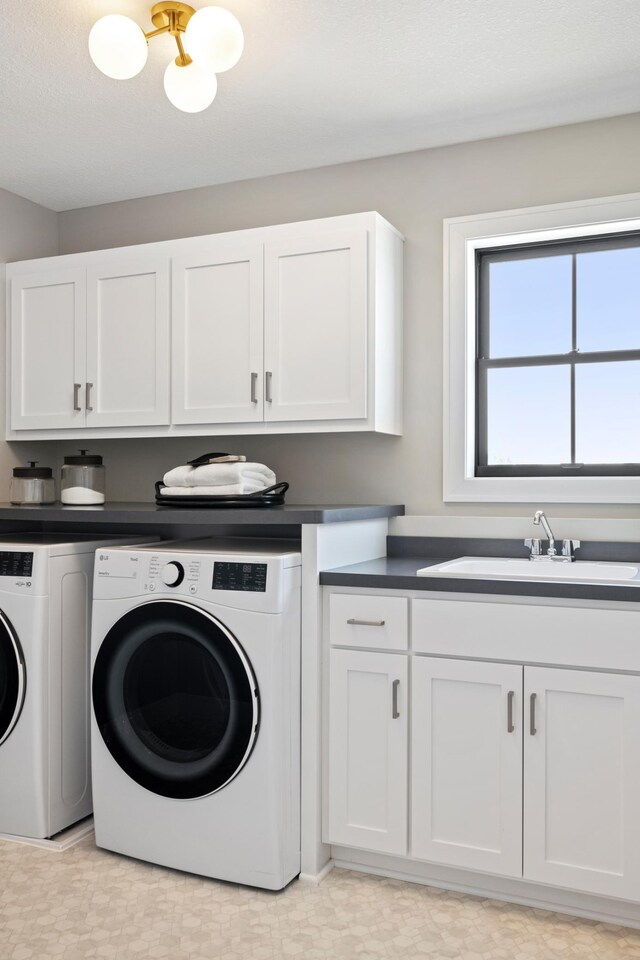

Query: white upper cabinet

[172,245,264,424]
[10,269,86,431]
[9,261,170,432]
[6,213,403,439]
[264,231,367,422]
[524,666,640,900]
[86,259,170,427]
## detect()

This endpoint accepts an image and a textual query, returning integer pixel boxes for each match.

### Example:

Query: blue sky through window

[485,245,640,466]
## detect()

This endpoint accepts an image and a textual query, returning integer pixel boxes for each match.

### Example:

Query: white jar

[61,451,106,505]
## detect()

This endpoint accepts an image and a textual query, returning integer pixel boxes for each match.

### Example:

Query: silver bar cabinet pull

[530,693,537,735]
[346,618,385,627]
[507,690,515,733]
[73,383,81,412]
[250,371,258,404]
[392,679,400,719]
[265,370,273,403]
[85,382,93,412]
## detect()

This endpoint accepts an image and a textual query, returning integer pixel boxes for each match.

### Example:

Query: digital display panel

[0,552,33,578]
[212,562,267,592]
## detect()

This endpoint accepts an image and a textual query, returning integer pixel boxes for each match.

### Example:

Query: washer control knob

[160,561,185,587]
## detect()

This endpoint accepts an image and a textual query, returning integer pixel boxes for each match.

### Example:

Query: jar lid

[13,461,53,479]
[64,448,103,466]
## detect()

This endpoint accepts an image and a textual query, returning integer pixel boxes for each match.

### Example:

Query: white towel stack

[162,461,276,497]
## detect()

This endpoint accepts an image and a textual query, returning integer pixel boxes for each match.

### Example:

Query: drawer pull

[250,371,258,403]
[346,618,386,627]
[85,382,93,412]
[392,679,400,719]
[73,383,81,412]
[530,693,537,736]
[265,370,273,403]
[507,690,515,733]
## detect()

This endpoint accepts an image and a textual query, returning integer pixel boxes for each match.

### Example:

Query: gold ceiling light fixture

[88,3,244,113]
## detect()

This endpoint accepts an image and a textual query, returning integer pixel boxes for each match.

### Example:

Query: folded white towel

[161,482,268,497]
[163,462,276,489]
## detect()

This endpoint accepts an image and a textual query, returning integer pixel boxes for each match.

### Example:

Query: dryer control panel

[0,551,33,578]
[212,562,267,592]
[93,541,301,614]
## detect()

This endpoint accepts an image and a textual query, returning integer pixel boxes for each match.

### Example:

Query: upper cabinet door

[10,269,86,431]
[86,260,170,428]
[524,666,640,900]
[411,657,524,878]
[264,231,368,422]
[172,246,264,424]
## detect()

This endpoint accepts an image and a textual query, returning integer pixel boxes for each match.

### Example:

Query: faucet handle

[524,538,543,557]
[561,539,581,559]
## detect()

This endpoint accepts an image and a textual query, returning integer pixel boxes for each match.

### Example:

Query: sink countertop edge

[319,556,640,604]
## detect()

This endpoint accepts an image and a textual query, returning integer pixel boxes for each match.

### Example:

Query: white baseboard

[299,859,335,885]
[0,816,94,852]
[331,848,640,930]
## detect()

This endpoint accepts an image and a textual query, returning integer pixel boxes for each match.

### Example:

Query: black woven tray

[155,480,289,507]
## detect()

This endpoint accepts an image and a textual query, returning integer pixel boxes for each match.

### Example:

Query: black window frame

[475,230,640,478]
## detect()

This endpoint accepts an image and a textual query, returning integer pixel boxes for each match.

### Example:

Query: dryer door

[92,600,259,799]
[0,611,26,746]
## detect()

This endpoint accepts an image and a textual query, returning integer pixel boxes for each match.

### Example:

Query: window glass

[575,361,640,463]
[486,366,571,465]
[576,248,640,353]
[488,256,572,358]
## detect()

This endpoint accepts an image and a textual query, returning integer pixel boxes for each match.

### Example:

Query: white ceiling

[2,0,640,211]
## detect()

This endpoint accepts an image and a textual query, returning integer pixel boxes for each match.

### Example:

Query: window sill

[443,473,640,504]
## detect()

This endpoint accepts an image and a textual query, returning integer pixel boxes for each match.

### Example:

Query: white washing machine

[90,538,301,890]
[0,533,155,840]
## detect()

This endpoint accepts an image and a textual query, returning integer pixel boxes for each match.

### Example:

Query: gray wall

[46,113,640,514]
[0,188,59,499]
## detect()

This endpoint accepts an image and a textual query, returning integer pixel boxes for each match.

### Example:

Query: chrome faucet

[525,511,581,562]
[533,510,556,556]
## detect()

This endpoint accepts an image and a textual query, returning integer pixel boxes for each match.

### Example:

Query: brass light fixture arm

[144,25,172,40]
[145,2,195,66]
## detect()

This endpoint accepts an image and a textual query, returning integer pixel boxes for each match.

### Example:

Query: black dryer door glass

[92,601,259,799]
[0,611,25,746]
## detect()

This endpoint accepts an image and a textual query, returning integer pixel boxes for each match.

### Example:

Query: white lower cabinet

[411,657,523,877]
[326,648,408,855]
[523,666,640,900]
[325,590,640,907]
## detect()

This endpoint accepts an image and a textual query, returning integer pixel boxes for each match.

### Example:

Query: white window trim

[443,191,640,504]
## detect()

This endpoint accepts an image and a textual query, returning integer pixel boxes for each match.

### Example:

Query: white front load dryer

[90,538,301,890]
[0,534,155,840]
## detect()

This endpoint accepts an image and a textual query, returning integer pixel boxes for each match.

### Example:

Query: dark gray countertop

[319,555,640,604]
[0,501,404,526]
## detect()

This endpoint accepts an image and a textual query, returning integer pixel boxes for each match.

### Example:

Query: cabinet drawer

[330,594,408,650]
[412,597,640,671]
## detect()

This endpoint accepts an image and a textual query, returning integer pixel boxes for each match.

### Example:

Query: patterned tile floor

[1,836,640,960]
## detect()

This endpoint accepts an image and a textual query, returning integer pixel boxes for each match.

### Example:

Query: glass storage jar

[61,450,106,505]
[10,462,56,505]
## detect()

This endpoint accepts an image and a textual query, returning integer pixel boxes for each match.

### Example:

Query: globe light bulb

[89,15,148,80]
[163,60,218,113]
[185,6,244,74]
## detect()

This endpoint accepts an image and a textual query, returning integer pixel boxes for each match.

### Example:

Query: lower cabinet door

[326,649,408,855]
[411,657,523,877]
[524,666,640,900]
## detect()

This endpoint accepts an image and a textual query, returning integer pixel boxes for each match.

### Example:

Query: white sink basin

[417,557,640,584]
